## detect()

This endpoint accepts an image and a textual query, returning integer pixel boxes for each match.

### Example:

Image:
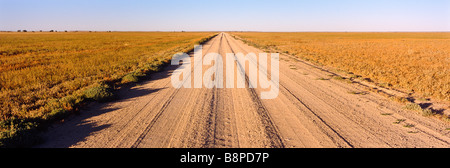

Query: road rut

[37,33,450,148]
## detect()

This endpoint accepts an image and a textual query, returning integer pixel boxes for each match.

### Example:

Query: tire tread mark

[130,35,221,148]
[280,84,354,148]
[224,34,285,148]
[203,33,224,147]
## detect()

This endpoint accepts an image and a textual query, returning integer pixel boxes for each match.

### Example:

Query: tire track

[130,35,222,148]
[223,34,285,148]
[279,84,354,147]
[202,34,223,147]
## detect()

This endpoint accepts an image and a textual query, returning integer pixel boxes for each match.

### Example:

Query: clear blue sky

[1,0,449,31]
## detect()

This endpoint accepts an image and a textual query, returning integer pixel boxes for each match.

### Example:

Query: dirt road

[37,33,450,148]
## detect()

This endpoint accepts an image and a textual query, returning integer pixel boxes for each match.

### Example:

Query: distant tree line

[17,30,57,32]
[15,30,69,32]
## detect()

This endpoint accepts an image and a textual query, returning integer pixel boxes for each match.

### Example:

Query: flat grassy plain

[231,32,450,102]
[0,32,216,145]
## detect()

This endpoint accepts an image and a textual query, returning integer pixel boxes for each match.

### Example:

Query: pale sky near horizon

[1,0,449,32]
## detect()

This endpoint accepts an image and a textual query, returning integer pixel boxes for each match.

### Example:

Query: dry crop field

[0,32,216,144]
[231,32,450,102]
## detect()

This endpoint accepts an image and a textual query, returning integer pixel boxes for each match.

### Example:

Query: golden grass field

[231,32,450,102]
[0,32,216,144]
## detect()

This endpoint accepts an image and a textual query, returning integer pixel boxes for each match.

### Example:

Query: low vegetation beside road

[0,32,217,146]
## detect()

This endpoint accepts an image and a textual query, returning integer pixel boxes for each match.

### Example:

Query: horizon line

[2,30,450,33]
